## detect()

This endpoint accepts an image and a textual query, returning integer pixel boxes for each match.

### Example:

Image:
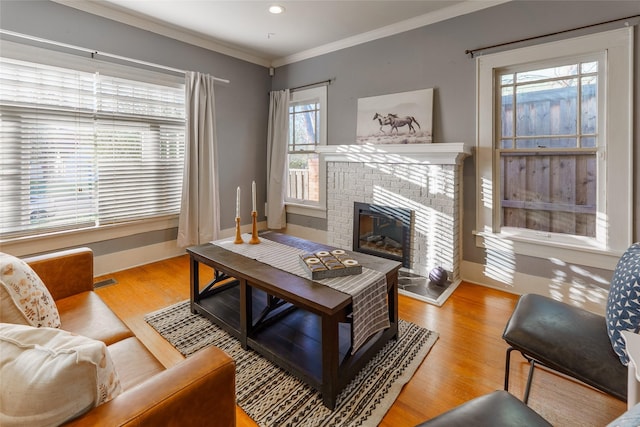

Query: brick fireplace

[317,143,471,303]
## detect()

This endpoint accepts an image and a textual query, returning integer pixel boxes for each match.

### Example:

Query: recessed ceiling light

[269,5,285,14]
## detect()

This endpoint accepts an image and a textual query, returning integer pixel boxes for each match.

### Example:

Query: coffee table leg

[321,313,340,410]
[389,276,399,340]
[240,279,252,350]
[189,256,199,314]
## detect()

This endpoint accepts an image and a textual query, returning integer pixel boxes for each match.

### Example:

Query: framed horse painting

[356,88,433,144]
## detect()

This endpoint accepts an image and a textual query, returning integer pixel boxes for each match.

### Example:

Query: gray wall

[1,1,637,283]
[0,0,270,256]
[273,0,640,284]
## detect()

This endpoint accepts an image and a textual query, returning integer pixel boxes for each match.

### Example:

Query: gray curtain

[266,89,289,229]
[177,72,220,247]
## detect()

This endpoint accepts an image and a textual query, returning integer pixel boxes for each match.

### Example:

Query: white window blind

[0,48,185,239]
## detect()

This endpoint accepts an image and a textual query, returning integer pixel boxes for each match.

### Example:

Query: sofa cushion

[0,252,61,328]
[56,291,133,346]
[0,323,122,427]
[607,242,640,365]
[107,337,165,391]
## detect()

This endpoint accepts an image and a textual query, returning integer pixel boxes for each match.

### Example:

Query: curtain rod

[291,78,333,92]
[0,29,230,84]
[465,14,640,58]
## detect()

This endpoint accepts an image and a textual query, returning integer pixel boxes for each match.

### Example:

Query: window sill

[285,203,327,219]
[1,215,179,257]
[474,230,624,270]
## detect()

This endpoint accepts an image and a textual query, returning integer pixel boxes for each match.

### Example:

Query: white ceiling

[54,0,508,67]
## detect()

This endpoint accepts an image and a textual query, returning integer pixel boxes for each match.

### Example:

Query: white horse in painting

[373,113,391,133]
[385,113,420,134]
[372,113,420,134]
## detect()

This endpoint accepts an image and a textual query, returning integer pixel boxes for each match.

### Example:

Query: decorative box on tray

[299,249,362,280]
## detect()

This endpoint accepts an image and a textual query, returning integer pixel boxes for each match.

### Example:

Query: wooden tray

[299,249,362,280]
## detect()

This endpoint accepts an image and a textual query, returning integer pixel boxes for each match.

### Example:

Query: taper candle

[252,181,256,212]
[236,186,240,218]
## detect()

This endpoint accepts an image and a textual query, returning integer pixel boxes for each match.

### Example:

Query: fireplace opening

[353,202,412,268]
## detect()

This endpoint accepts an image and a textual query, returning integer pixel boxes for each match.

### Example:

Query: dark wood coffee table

[187,232,400,409]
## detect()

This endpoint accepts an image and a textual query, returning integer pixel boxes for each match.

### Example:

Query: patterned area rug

[145,300,438,427]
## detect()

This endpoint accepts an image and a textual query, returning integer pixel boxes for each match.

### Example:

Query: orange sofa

[23,247,236,426]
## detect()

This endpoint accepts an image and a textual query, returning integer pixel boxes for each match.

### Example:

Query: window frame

[496,54,602,240]
[285,85,327,219]
[475,27,633,269]
[0,40,185,245]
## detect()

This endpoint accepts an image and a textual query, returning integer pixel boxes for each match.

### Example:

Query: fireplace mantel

[317,143,471,165]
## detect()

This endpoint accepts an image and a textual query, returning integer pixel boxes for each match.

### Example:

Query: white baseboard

[95,220,268,277]
[460,260,607,315]
[94,240,185,277]
[92,223,608,317]
[281,224,328,244]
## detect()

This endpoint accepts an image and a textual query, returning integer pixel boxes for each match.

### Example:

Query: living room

[1,0,638,426]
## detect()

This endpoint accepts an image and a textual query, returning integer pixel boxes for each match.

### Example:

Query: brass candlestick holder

[249,211,260,244]
[234,217,243,244]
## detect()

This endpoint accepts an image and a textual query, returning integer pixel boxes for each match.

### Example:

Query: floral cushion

[0,323,121,426]
[606,242,640,365]
[0,252,61,328]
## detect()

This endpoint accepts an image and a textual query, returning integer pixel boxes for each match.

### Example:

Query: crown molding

[52,0,510,69]
[51,0,272,67]
[271,0,511,67]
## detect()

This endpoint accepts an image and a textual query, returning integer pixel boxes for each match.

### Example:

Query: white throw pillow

[0,323,121,427]
[0,252,61,328]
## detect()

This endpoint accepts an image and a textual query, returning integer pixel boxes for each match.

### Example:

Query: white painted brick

[327,157,463,278]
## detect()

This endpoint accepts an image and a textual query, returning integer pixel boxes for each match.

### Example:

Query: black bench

[502,293,626,403]
[415,390,552,426]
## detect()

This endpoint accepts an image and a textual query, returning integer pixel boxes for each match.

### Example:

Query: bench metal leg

[523,359,536,404]
[505,347,514,391]
[505,346,536,404]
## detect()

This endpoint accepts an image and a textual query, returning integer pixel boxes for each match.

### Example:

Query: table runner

[211,234,390,354]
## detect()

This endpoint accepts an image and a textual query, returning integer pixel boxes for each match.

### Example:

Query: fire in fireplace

[352,202,412,268]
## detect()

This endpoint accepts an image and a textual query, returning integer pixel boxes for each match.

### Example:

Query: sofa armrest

[24,248,94,301]
[64,345,236,427]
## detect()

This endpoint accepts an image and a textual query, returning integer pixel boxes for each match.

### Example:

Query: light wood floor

[95,254,625,426]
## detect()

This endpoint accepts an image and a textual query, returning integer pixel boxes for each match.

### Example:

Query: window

[498,59,599,238]
[0,42,185,240]
[476,28,633,269]
[286,86,327,216]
